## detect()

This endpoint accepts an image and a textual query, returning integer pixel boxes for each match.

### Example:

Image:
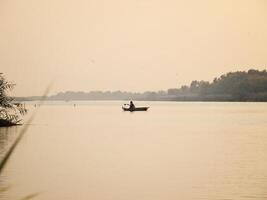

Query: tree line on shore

[17,69,267,102]
[167,69,267,101]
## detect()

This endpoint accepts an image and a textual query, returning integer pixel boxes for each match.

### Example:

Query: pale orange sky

[0,0,266,96]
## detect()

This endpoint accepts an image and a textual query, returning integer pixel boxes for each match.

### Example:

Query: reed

[0,84,52,199]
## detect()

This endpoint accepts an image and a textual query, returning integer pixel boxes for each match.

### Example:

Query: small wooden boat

[122,106,149,112]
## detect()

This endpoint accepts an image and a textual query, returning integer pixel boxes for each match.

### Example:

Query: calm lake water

[0,101,267,200]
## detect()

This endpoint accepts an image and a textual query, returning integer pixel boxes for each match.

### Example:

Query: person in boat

[129,101,135,110]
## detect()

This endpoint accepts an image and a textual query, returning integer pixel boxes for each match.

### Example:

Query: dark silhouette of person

[129,101,135,110]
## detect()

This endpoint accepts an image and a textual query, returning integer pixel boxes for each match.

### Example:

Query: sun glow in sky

[0,0,266,96]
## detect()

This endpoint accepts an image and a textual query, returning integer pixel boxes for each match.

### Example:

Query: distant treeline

[17,69,267,102]
[167,69,267,101]
[17,90,169,101]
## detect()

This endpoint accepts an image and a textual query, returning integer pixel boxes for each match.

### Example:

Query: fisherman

[129,101,135,110]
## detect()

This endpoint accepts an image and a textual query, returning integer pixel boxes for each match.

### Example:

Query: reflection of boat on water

[122,106,149,112]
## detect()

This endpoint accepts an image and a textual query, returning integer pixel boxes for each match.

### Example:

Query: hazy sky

[1,0,266,96]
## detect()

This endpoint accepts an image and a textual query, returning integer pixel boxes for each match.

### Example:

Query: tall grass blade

[0,83,53,174]
[20,192,40,200]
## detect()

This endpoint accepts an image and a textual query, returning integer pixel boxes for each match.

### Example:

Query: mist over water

[0,101,267,200]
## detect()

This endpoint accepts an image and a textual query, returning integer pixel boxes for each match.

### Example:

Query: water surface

[0,101,267,200]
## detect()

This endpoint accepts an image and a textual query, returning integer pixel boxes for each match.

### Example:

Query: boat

[122,106,149,112]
